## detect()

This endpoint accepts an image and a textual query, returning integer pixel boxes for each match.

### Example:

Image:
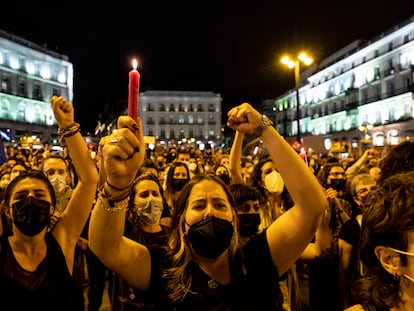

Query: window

[33,84,43,100]
[188,115,194,124]
[160,103,166,111]
[18,79,27,97]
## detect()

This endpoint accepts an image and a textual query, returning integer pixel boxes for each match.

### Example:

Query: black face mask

[186,216,234,259]
[12,196,51,237]
[237,213,260,237]
[217,173,231,185]
[329,178,346,192]
[172,178,187,192]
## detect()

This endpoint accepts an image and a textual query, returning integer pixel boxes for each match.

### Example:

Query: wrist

[252,115,274,138]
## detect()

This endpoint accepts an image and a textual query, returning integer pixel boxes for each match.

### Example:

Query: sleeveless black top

[0,232,75,311]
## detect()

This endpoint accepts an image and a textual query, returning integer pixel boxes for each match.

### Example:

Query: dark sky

[2,1,414,133]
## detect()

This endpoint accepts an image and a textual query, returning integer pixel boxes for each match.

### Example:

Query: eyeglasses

[356,186,377,196]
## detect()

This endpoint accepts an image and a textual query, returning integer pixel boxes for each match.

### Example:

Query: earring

[393,273,400,282]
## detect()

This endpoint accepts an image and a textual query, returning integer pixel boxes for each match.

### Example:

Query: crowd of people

[1,96,414,311]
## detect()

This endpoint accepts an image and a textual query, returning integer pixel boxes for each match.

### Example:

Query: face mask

[388,247,414,283]
[188,163,197,172]
[329,178,346,192]
[237,213,260,237]
[264,171,284,194]
[12,196,51,236]
[186,216,234,259]
[172,178,187,192]
[132,198,164,225]
[359,191,375,207]
[217,173,231,185]
[48,174,67,195]
[0,180,10,189]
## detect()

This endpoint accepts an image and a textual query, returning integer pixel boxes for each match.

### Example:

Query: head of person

[176,148,191,166]
[165,162,190,194]
[127,174,167,227]
[228,183,263,237]
[379,141,414,184]
[3,170,56,237]
[10,161,30,181]
[0,171,11,190]
[214,164,231,185]
[317,162,347,192]
[138,158,160,179]
[40,155,69,197]
[353,171,414,309]
[350,173,377,212]
[249,156,285,196]
[168,173,240,261]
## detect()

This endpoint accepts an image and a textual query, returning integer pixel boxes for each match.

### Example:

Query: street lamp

[281,53,313,143]
[358,123,374,148]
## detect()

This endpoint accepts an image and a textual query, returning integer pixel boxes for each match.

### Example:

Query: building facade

[269,15,414,156]
[0,29,73,146]
[139,90,223,149]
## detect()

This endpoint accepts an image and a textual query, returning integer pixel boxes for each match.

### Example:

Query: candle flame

[132,59,138,70]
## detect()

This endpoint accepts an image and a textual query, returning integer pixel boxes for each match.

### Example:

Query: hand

[98,116,145,190]
[227,103,262,134]
[50,96,74,128]
[326,188,338,199]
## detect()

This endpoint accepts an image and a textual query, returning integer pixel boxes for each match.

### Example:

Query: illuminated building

[0,29,73,146]
[138,90,223,150]
[270,15,414,156]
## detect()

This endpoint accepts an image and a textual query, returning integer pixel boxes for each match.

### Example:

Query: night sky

[2,1,414,133]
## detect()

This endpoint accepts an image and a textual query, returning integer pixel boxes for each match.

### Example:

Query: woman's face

[260,161,276,185]
[133,179,162,202]
[10,177,52,207]
[185,180,233,227]
[173,165,188,179]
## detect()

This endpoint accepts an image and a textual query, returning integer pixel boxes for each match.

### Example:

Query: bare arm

[88,116,151,291]
[229,131,245,184]
[50,96,99,271]
[299,205,332,261]
[227,103,328,276]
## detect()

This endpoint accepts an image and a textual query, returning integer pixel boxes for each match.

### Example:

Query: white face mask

[264,170,284,194]
[49,175,67,195]
[388,247,414,282]
[133,198,164,225]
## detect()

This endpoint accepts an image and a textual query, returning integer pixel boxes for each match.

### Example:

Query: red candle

[128,59,140,121]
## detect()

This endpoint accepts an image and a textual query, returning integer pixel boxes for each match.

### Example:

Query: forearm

[260,126,327,215]
[229,131,244,184]
[64,132,99,183]
[89,194,128,263]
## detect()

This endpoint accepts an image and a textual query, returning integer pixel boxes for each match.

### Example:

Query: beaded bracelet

[252,115,274,138]
[58,122,81,138]
[99,186,131,213]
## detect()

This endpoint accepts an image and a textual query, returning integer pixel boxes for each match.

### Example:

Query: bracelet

[106,180,132,192]
[58,122,81,138]
[99,187,131,213]
[98,194,129,213]
[252,115,274,138]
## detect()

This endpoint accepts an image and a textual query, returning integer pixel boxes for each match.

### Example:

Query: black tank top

[0,232,75,311]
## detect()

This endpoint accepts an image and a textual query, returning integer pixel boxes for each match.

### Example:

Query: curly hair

[163,173,240,302]
[352,171,414,309]
[379,141,414,184]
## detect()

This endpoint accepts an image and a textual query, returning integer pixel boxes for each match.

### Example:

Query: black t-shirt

[147,229,283,310]
[0,233,75,311]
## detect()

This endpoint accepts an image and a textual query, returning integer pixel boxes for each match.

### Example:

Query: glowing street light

[281,52,313,143]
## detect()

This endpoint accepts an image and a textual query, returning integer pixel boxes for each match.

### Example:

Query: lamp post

[281,53,313,144]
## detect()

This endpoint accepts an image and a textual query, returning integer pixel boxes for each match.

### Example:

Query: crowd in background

[1,96,414,311]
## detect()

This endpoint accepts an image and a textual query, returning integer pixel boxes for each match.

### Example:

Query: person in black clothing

[0,96,98,310]
[89,103,327,310]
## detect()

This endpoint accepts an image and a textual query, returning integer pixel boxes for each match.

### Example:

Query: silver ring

[110,139,118,144]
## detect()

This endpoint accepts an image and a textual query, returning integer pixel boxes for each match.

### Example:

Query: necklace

[207,278,218,289]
